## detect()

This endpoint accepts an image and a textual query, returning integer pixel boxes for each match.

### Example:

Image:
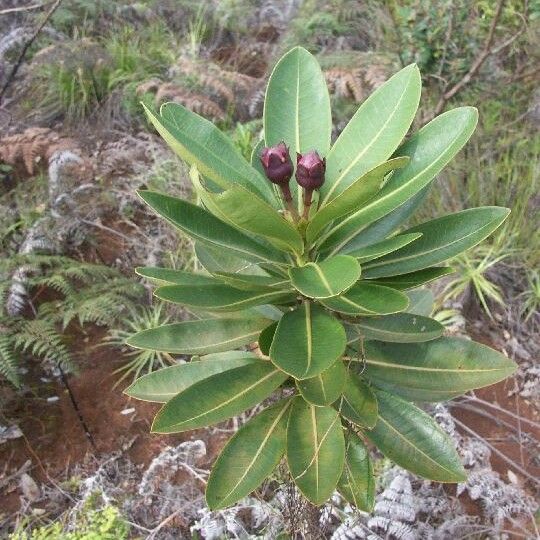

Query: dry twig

[0,2,52,15]
[0,0,62,101]
[427,0,525,121]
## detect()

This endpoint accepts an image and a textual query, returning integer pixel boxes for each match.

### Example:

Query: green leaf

[289,255,361,299]
[270,303,346,379]
[287,397,345,505]
[297,360,347,406]
[321,64,421,204]
[371,267,455,290]
[322,282,409,315]
[191,167,304,254]
[155,284,295,312]
[195,242,256,274]
[125,353,259,403]
[344,233,422,263]
[126,318,270,355]
[258,321,278,355]
[143,102,276,204]
[212,272,290,291]
[354,313,444,343]
[341,186,430,252]
[206,399,291,509]
[135,267,217,285]
[365,389,466,482]
[362,207,510,278]
[319,107,479,254]
[306,158,409,245]
[264,47,332,211]
[405,289,434,316]
[338,432,375,512]
[361,337,517,401]
[152,361,288,433]
[335,374,378,428]
[139,191,286,265]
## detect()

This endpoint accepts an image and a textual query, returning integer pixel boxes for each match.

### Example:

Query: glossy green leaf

[192,167,303,254]
[195,242,255,274]
[362,207,510,278]
[287,397,345,505]
[319,107,479,254]
[344,233,422,263]
[297,360,347,406]
[270,303,346,379]
[338,432,375,512]
[143,102,276,204]
[206,399,291,509]
[212,272,290,291]
[322,282,409,315]
[362,337,517,401]
[365,390,466,482]
[335,374,378,428]
[264,46,332,211]
[139,191,285,265]
[135,266,217,285]
[371,267,455,290]
[321,64,421,204]
[289,255,361,299]
[405,289,434,316]
[306,158,409,245]
[354,313,444,343]
[126,317,269,355]
[155,284,295,312]
[340,186,430,252]
[125,353,258,403]
[258,321,278,355]
[152,361,287,433]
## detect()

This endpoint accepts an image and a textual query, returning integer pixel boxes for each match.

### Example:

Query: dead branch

[428,0,525,121]
[0,0,62,101]
[0,2,53,15]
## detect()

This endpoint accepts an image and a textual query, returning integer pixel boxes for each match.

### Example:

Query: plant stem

[280,184,298,220]
[302,188,313,220]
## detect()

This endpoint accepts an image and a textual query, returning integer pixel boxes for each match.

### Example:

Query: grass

[30,21,178,123]
[105,303,176,386]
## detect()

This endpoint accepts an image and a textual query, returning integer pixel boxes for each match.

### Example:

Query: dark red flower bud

[295,151,326,190]
[260,142,294,185]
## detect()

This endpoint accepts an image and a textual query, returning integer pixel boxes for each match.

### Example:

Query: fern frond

[60,278,144,328]
[13,318,74,372]
[0,333,20,387]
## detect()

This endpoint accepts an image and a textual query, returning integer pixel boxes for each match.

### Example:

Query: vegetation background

[0,0,538,538]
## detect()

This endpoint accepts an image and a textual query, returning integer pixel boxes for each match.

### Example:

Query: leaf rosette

[125,47,515,509]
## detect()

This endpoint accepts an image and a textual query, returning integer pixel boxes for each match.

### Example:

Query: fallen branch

[452,416,540,487]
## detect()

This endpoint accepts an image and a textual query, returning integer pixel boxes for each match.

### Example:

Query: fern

[0,255,145,387]
[13,318,74,372]
[0,332,19,387]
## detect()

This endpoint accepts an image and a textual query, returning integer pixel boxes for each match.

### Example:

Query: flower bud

[295,151,326,190]
[260,142,293,185]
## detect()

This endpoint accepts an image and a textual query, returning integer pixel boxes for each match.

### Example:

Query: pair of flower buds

[260,142,325,218]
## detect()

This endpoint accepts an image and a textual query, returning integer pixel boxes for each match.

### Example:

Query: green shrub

[124,47,515,510]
